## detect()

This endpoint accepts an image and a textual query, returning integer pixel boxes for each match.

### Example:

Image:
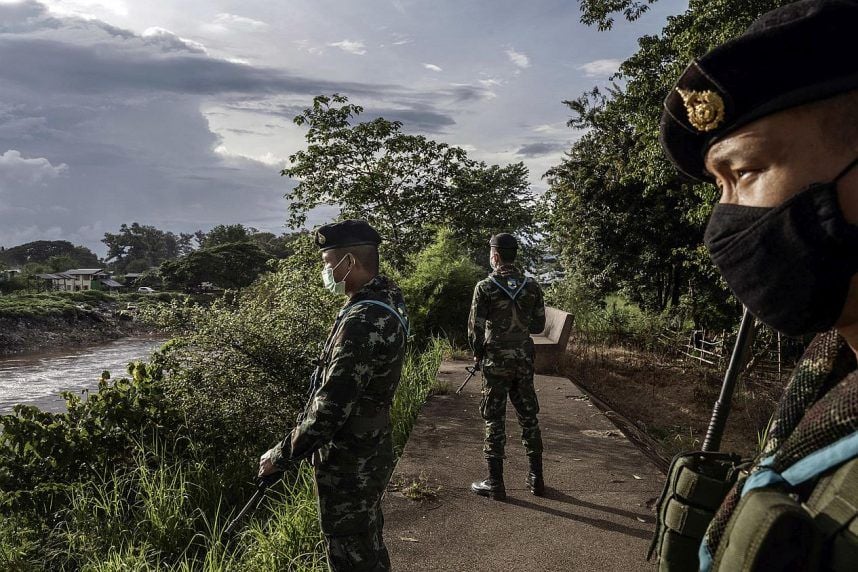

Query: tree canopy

[282,94,536,269]
[544,0,794,326]
[0,240,99,269]
[102,223,194,273]
[159,241,272,291]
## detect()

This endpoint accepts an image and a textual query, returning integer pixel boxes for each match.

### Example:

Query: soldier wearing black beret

[468,233,547,500]
[260,219,408,571]
[657,1,858,570]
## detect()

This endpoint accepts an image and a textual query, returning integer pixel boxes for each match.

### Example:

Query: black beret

[661,0,858,182]
[490,233,518,250]
[314,220,382,251]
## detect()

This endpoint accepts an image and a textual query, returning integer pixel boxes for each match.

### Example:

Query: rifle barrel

[702,307,756,452]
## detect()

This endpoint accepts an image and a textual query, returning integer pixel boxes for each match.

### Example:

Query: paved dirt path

[383,359,664,571]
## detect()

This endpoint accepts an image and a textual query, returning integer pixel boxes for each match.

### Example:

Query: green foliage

[392,338,450,457]
[546,0,794,328]
[400,228,485,347]
[0,290,112,319]
[159,241,272,291]
[0,228,449,569]
[0,362,184,512]
[0,240,99,269]
[282,94,536,270]
[151,234,338,476]
[103,223,194,273]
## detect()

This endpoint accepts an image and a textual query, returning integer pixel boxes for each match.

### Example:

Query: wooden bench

[531,306,573,374]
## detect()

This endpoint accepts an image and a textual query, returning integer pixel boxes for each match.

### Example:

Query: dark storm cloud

[0,37,393,97]
[516,141,567,157]
[364,107,456,132]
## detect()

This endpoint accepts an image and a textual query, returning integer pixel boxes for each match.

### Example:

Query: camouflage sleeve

[468,283,489,359]
[277,308,379,463]
[529,281,546,334]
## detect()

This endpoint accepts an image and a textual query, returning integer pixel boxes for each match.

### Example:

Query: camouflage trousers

[314,448,393,572]
[323,513,390,572]
[479,345,543,459]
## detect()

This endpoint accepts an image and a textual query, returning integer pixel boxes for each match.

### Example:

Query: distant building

[37,268,119,292]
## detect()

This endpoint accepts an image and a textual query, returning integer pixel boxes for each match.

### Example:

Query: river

[0,336,167,414]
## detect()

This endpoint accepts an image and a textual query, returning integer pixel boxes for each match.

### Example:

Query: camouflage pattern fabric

[702,330,858,563]
[468,264,546,360]
[469,264,546,459]
[270,275,407,571]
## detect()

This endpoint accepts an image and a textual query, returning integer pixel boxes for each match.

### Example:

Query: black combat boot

[471,458,506,500]
[526,453,545,496]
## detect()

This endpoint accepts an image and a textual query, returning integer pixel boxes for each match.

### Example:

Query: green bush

[400,228,485,348]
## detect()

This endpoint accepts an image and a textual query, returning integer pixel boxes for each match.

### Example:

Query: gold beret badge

[316,231,327,245]
[676,87,725,132]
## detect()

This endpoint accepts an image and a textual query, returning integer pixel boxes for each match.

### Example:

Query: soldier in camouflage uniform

[259,220,408,572]
[468,233,546,500]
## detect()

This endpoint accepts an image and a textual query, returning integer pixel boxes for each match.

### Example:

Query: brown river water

[0,336,167,414]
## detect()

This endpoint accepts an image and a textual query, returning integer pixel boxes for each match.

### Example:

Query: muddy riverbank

[0,306,156,357]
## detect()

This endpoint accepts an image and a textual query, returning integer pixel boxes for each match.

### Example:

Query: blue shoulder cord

[347,299,410,335]
[489,275,529,301]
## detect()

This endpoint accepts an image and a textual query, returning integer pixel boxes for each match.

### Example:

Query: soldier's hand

[258,447,280,478]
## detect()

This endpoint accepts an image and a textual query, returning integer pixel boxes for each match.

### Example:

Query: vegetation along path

[383,360,662,571]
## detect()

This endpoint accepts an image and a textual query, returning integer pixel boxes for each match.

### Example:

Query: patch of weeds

[391,474,440,502]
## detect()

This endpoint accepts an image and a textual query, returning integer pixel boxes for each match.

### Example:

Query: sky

[0,0,686,256]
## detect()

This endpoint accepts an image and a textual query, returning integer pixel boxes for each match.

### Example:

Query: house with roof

[37,268,122,292]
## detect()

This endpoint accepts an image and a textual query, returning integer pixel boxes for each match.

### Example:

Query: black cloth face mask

[704,157,858,336]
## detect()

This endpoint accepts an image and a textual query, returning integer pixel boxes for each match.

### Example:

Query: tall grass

[392,337,450,456]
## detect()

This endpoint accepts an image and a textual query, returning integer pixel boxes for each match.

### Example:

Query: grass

[392,337,450,456]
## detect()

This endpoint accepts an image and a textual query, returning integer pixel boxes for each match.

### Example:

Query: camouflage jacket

[271,275,408,468]
[468,264,545,359]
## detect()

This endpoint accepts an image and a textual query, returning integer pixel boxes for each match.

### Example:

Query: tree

[199,224,253,248]
[543,0,792,325]
[102,223,194,272]
[282,94,536,269]
[0,240,99,268]
[197,224,300,259]
[160,241,271,291]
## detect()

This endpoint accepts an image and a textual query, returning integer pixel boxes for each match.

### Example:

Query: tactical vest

[650,448,858,571]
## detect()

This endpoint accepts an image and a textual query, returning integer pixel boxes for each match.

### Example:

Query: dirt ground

[558,336,790,462]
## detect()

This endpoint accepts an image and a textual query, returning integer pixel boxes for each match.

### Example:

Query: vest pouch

[649,451,742,571]
[713,488,821,572]
[806,457,858,571]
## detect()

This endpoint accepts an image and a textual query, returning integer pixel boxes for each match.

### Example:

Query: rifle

[702,306,757,452]
[223,471,284,537]
[456,361,481,394]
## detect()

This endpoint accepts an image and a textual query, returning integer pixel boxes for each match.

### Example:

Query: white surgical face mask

[321,254,353,295]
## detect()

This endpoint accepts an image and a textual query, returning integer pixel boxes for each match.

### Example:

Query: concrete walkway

[382,360,663,572]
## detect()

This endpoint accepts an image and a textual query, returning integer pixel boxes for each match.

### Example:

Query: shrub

[400,228,485,348]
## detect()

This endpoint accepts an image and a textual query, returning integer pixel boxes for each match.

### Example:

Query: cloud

[213,13,268,29]
[142,27,207,54]
[506,48,530,69]
[515,142,567,157]
[0,150,67,188]
[578,58,621,78]
[328,39,366,55]
[365,107,455,133]
[423,63,442,72]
